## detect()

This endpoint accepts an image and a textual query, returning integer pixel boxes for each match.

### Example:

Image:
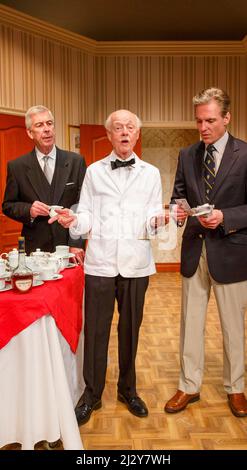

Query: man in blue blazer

[165,87,247,418]
[2,105,86,261]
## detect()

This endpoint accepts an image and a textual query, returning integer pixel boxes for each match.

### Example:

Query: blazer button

[198,234,203,238]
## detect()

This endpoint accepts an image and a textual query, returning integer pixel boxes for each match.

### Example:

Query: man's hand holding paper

[198,209,224,229]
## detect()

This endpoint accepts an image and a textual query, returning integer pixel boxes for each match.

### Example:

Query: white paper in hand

[191,203,214,217]
[175,199,192,214]
[175,199,214,217]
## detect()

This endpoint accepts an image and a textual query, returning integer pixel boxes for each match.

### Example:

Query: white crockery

[1,249,18,270]
[0,283,12,292]
[0,259,6,276]
[47,256,62,274]
[49,205,63,218]
[31,248,46,258]
[39,266,55,281]
[25,256,39,271]
[55,245,70,255]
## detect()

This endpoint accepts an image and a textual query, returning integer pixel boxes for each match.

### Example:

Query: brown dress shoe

[227,393,247,417]
[164,390,200,413]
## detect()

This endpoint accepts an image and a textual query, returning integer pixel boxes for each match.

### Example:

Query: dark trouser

[82,274,149,405]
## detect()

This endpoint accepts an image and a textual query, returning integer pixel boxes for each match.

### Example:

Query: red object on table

[0,265,84,352]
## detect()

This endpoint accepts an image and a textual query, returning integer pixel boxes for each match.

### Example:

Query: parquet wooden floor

[2,272,247,451]
[80,272,247,450]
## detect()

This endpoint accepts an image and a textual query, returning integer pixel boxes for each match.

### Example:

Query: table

[0,266,85,450]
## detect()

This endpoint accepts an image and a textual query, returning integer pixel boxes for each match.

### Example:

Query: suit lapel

[193,141,206,203]
[210,134,240,201]
[26,149,50,201]
[52,148,71,204]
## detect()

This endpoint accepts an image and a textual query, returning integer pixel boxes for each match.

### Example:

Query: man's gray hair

[104,110,142,130]
[25,105,54,129]
[193,87,230,117]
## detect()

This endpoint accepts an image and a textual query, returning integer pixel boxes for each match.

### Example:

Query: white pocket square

[66,182,75,185]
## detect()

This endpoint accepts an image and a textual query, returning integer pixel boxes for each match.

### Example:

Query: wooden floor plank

[2,272,247,450]
[80,272,247,450]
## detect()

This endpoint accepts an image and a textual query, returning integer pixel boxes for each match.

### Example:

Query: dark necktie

[204,144,216,201]
[43,155,53,184]
[111,158,135,170]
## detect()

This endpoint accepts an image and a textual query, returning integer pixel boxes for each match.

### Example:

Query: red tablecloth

[0,265,84,353]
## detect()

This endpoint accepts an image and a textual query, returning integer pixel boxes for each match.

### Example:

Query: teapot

[8,248,19,269]
[31,248,46,258]
[30,250,50,276]
[25,256,39,272]
[0,248,18,270]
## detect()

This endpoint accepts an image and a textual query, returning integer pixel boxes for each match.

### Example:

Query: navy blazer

[171,134,247,283]
[2,147,86,254]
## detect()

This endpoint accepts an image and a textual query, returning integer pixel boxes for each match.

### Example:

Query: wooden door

[0,114,33,253]
[80,124,141,166]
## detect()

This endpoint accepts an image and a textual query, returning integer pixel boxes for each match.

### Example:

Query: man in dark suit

[2,105,86,261]
[164,88,247,418]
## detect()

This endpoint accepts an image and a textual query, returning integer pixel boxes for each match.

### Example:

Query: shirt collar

[36,145,56,162]
[205,131,229,155]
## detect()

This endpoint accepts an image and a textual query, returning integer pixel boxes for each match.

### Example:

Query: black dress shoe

[118,393,148,417]
[75,400,102,425]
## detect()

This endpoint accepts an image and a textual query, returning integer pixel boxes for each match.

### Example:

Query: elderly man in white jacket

[50,109,166,425]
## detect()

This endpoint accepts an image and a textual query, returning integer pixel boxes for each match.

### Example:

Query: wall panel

[0,12,246,145]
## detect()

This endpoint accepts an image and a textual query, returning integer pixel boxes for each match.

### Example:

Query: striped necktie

[43,155,53,184]
[204,144,216,201]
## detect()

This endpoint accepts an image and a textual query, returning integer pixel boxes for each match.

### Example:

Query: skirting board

[156,263,180,272]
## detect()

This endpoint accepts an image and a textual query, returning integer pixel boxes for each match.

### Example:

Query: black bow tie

[111,158,135,170]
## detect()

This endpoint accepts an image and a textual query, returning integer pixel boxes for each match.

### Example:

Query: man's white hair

[104,109,142,130]
[25,105,54,129]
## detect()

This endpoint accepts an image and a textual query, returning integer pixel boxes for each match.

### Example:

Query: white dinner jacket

[70,153,163,277]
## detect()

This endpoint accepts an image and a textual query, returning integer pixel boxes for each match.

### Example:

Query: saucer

[0,284,12,292]
[56,253,75,259]
[64,263,77,269]
[0,272,11,280]
[33,280,44,287]
[44,274,63,281]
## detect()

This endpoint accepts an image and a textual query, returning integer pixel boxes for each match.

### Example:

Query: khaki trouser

[179,242,247,394]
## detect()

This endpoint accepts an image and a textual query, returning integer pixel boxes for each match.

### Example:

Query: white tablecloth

[0,315,84,450]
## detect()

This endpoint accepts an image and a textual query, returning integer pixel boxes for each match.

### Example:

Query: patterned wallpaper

[0,15,247,149]
[0,7,246,262]
[142,128,199,263]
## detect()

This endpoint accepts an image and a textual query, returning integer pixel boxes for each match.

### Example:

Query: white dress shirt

[36,145,56,177]
[110,151,136,193]
[204,131,229,174]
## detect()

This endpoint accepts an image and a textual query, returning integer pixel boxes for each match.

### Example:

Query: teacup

[55,245,69,255]
[49,205,63,218]
[0,259,6,276]
[40,266,55,281]
[55,245,71,268]
[47,256,61,274]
